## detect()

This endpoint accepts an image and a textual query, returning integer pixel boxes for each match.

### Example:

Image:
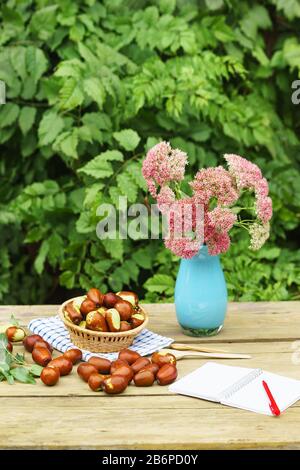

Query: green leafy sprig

[0,333,43,385]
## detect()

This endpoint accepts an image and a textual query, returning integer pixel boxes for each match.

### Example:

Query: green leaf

[144,274,174,295]
[76,211,94,234]
[0,368,14,384]
[132,247,153,269]
[117,173,138,202]
[0,103,19,128]
[113,129,140,151]
[29,364,43,377]
[59,77,84,110]
[0,333,11,368]
[102,239,123,260]
[38,111,64,146]
[78,150,123,179]
[158,0,176,14]
[60,270,75,289]
[10,46,27,80]
[30,5,58,41]
[205,0,224,10]
[240,6,272,40]
[26,46,48,83]
[18,106,36,135]
[83,77,106,109]
[55,130,78,159]
[34,240,49,274]
[10,367,36,384]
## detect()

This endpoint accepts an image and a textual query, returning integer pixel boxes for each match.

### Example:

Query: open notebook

[169,362,300,415]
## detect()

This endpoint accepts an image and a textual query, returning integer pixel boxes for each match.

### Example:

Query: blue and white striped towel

[28,316,173,361]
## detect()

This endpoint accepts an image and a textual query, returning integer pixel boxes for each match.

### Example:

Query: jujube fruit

[116,291,139,306]
[86,311,108,332]
[64,302,83,325]
[88,357,111,374]
[6,326,26,342]
[151,351,177,368]
[48,356,73,376]
[33,340,53,353]
[140,363,159,377]
[111,364,133,384]
[134,369,155,387]
[88,373,104,392]
[120,321,132,332]
[106,309,121,332]
[131,357,150,374]
[118,348,141,365]
[23,334,43,352]
[63,348,82,364]
[102,375,128,394]
[114,300,133,321]
[110,359,128,374]
[103,292,121,308]
[32,347,52,367]
[156,364,178,385]
[80,299,97,316]
[130,314,144,329]
[41,366,60,386]
[87,288,104,307]
[77,363,98,382]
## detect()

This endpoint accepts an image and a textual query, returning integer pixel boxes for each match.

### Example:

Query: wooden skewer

[170,342,229,354]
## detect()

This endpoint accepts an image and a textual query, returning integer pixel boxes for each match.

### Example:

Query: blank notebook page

[169,362,254,401]
[223,370,300,415]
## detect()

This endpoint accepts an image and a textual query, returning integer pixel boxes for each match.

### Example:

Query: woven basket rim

[59,296,148,338]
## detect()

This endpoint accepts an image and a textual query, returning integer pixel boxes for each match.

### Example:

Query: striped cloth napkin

[28,316,174,361]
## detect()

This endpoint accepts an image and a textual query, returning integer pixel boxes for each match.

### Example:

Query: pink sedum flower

[190,167,239,206]
[142,141,187,196]
[256,196,272,224]
[255,177,269,197]
[206,232,231,256]
[164,238,200,259]
[207,207,237,233]
[163,197,204,259]
[157,186,176,213]
[224,153,262,190]
[204,207,237,256]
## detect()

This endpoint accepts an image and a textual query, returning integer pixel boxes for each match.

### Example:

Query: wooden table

[1,302,300,449]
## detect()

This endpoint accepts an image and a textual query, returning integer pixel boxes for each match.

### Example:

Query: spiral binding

[219,368,263,401]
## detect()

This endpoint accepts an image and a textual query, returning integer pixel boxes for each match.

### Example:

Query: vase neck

[193,245,218,260]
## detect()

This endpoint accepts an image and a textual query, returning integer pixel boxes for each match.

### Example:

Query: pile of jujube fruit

[24,333,178,392]
[64,289,145,333]
[78,348,178,394]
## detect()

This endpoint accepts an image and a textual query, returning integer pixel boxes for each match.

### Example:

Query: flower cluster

[142,141,187,197]
[224,153,272,225]
[164,197,203,259]
[142,143,272,258]
[190,167,239,206]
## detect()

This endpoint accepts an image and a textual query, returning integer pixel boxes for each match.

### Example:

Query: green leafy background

[0,0,299,304]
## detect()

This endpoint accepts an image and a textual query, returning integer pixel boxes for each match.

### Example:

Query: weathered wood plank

[0,341,299,397]
[1,396,300,449]
[1,302,299,343]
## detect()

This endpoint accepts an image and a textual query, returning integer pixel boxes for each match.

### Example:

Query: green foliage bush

[0,0,299,304]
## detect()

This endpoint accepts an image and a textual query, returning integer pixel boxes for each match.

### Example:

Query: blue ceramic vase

[174,245,227,336]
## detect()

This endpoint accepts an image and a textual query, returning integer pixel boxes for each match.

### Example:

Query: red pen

[262,380,281,416]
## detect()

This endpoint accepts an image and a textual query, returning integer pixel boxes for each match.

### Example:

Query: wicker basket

[59,297,148,353]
